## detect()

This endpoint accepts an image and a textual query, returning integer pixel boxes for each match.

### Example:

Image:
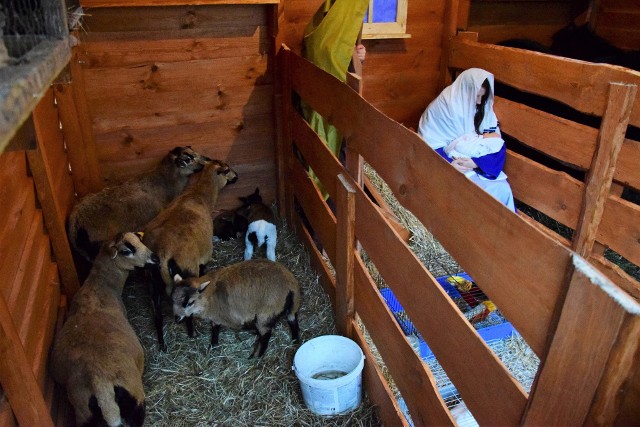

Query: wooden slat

[80,0,277,8]
[290,161,336,263]
[0,188,36,303]
[28,265,60,390]
[82,56,270,98]
[495,96,598,171]
[350,322,408,427]
[589,255,640,302]
[287,49,572,356]
[616,136,640,191]
[355,187,527,426]
[21,254,60,368]
[573,83,637,257]
[79,32,270,67]
[354,258,454,426]
[0,152,31,231]
[335,174,356,337]
[448,35,640,128]
[11,229,49,336]
[470,23,565,46]
[505,150,584,229]
[6,214,45,310]
[597,195,640,268]
[524,255,640,426]
[0,294,54,427]
[87,85,273,134]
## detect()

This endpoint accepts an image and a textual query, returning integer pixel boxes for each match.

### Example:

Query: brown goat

[142,159,238,350]
[67,146,210,262]
[50,232,159,427]
[171,259,301,358]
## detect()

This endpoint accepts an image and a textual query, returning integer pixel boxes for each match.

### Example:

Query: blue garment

[435,144,506,180]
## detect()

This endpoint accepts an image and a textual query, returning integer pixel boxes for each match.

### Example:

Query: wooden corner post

[573,82,637,257]
[336,173,356,337]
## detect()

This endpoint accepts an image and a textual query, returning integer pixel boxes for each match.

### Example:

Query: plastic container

[293,335,365,416]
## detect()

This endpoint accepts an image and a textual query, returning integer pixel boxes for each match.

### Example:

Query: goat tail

[89,379,122,427]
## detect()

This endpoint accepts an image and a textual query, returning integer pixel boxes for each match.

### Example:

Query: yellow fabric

[302,0,368,198]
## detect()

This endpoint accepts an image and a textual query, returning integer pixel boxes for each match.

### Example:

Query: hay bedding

[123,218,380,426]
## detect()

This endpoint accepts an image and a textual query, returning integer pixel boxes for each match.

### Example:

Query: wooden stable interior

[1,0,639,425]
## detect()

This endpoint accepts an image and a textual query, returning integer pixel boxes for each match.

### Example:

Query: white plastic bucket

[293,335,365,416]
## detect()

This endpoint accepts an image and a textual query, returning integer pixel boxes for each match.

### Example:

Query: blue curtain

[364,0,398,23]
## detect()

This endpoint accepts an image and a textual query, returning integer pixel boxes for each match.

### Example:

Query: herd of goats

[52,147,301,427]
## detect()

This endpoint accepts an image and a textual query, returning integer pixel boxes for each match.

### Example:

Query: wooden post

[523,254,640,426]
[335,173,356,337]
[31,90,81,298]
[0,295,54,427]
[277,46,295,225]
[573,82,636,257]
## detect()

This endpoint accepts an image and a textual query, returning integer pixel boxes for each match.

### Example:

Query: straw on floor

[123,219,380,427]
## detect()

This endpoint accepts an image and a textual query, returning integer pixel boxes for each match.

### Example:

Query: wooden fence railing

[277,45,640,426]
[448,33,640,300]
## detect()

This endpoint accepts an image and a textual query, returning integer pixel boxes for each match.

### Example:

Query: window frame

[362,0,410,40]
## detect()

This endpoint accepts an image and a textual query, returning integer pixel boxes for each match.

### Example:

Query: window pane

[363,0,398,23]
[373,0,397,23]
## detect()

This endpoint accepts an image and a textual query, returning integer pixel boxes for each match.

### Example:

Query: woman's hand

[452,157,477,172]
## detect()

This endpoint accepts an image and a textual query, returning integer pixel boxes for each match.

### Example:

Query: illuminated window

[362,0,410,39]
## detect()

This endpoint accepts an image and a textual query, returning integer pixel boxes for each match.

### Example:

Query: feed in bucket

[293,335,365,416]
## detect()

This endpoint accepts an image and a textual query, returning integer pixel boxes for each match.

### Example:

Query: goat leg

[210,323,221,348]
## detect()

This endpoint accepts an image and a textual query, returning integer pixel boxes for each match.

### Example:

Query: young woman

[417,68,516,212]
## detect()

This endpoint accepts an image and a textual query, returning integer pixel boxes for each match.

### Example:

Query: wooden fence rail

[277,45,640,426]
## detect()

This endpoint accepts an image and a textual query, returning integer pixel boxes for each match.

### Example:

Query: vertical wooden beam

[457,0,471,31]
[573,82,636,257]
[0,295,54,427]
[335,173,356,337]
[523,255,640,426]
[277,46,295,224]
[30,90,81,299]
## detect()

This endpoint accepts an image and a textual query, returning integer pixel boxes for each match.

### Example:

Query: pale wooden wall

[66,4,276,209]
[276,0,449,129]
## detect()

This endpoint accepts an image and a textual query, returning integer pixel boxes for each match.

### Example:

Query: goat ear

[173,273,183,283]
[254,187,259,195]
[110,246,118,259]
[198,281,211,293]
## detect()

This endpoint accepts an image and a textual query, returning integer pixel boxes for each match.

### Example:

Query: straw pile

[123,217,380,426]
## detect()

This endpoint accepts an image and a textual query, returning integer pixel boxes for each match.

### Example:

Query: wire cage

[0,0,71,151]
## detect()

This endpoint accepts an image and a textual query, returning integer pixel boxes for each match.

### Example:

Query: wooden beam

[573,83,637,257]
[335,174,356,337]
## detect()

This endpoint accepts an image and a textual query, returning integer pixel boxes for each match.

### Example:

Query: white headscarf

[418,68,500,151]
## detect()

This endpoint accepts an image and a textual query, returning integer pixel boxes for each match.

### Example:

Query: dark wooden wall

[593,0,640,50]
[276,0,453,130]
[66,4,276,209]
[462,0,590,46]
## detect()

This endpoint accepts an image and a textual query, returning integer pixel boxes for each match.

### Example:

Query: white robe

[418,68,515,212]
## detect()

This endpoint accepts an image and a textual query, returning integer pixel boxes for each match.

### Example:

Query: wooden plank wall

[66,4,276,209]
[275,0,451,129]
[278,47,640,426]
[593,0,640,50]
[460,0,589,46]
[0,87,79,426]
